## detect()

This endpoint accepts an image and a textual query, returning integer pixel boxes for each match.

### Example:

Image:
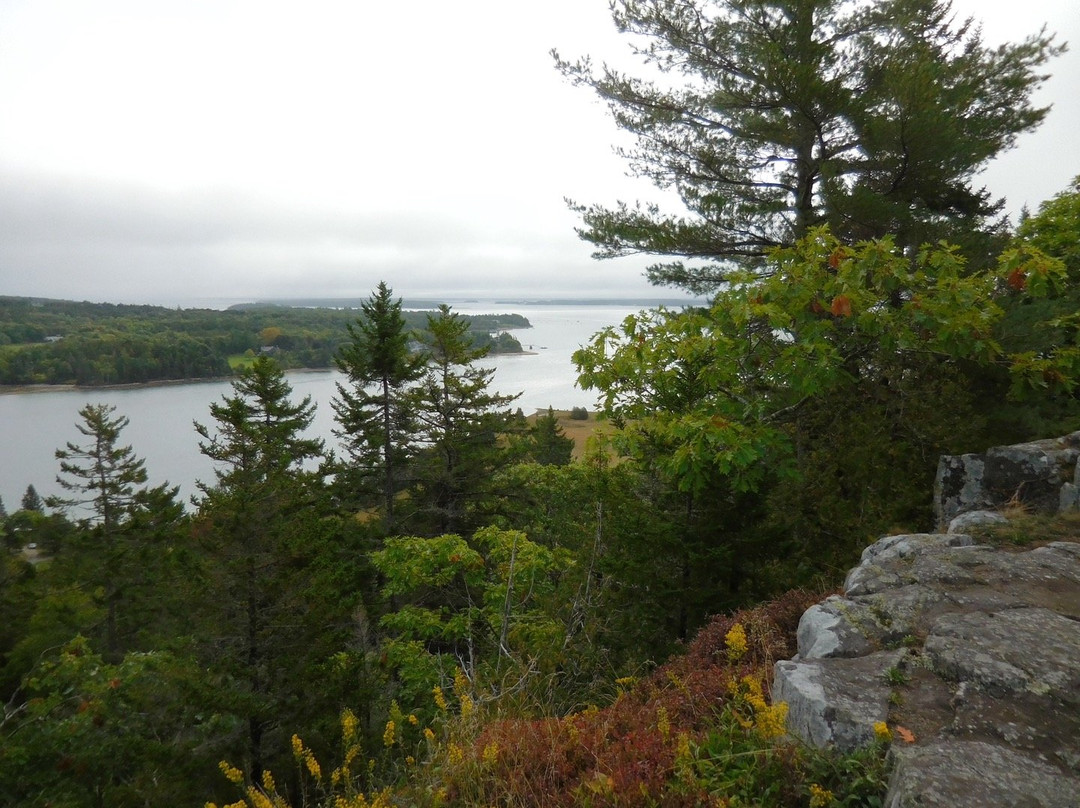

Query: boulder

[885,741,1080,808]
[773,650,904,751]
[935,432,1080,528]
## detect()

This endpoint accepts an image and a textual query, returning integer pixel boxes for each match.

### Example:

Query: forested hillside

[0,297,527,386]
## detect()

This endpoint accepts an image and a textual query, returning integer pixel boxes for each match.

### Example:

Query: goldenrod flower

[809,783,834,808]
[656,705,671,740]
[725,623,748,662]
[291,734,305,760]
[218,760,244,785]
[260,770,276,793]
[873,721,892,743]
[246,786,274,808]
[754,702,788,739]
[341,708,359,742]
[305,751,322,780]
[424,727,436,742]
[447,743,465,766]
[482,741,499,766]
[433,686,448,711]
[407,713,419,726]
[383,719,396,747]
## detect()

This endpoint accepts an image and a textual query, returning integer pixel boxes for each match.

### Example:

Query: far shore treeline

[0,297,529,387]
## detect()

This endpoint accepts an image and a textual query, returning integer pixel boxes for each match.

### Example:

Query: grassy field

[524,408,615,460]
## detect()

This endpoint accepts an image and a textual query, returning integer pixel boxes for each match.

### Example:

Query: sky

[0,0,1077,307]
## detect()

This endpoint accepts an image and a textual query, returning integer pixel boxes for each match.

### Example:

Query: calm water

[0,304,643,511]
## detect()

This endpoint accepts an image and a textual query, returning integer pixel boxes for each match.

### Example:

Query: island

[0,296,530,387]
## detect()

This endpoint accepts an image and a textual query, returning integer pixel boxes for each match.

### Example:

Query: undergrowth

[963,510,1080,548]
[206,589,893,807]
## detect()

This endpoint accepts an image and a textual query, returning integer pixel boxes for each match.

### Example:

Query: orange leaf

[894,725,916,744]
[1007,267,1027,291]
[830,295,852,317]
[827,248,848,269]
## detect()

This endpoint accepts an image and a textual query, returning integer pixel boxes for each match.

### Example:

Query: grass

[524,408,617,461]
[962,510,1080,548]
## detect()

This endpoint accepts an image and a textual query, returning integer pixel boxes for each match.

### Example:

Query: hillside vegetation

[0,297,527,386]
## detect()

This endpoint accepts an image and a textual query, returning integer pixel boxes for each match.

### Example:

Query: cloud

[0,167,658,304]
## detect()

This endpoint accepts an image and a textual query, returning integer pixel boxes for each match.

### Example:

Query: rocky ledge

[774,435,1080,807]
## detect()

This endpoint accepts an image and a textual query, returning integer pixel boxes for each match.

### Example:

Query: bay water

[0,303,647,512]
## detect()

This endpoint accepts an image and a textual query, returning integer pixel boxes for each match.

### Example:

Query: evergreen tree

[556,0,1063,292]
[46,403,179,660]
[333,281,425,531]
[527,407,575,466]
[21,485,44,513]
[194,356,326,776]
[407,306,521,535]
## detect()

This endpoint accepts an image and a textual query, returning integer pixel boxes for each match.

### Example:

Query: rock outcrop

[774,436,1080,807]
[935,431,1080,528]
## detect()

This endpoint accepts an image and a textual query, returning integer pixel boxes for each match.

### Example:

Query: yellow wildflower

[656,705,671,740]
[754,702,788,739]
[725,623,748,662]
[260,770,276,793]
[433,686,448,711]
[408,713,419,726]
[383,719,396,747]
[424,727,436,742]
[305,751,322,780]
[246,786,274,808]
[873,721,892,743]
[809,783,834,808]
[218,761,244,785]
[341,709,359,742]
[406,755,416,766]
[447,743,465,766]
[291,734,304,759]
[482,741,499,766]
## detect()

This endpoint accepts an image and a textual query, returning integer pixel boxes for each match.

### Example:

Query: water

[0,304,645,511]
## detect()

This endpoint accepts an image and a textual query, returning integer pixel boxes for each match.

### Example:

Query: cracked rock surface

[774,532,1080,806]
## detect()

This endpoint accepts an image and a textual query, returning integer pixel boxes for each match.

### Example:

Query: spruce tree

[333,281,424,531]
[194,356,325,776]
[408,306,520,535]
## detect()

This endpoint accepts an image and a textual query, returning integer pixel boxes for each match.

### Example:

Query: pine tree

[557,0,1063,292]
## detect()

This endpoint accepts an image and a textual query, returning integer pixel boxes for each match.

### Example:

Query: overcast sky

[1,0,1077,307]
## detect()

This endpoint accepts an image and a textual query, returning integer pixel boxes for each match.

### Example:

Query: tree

[46,404,179,660]
[524,408,575,466]
[20,485,44,513]
[0,636,211,808]
[575,231,1072,581]
[372,526,569,715]
[333,282,425,531]
[556,0,1063,293]
[407,306,521,535]
[194,357,327,776]
[49,404,148,531]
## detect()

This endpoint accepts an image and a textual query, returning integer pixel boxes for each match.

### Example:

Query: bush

[569,407,588,420]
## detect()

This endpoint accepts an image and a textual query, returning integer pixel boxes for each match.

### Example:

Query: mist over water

[1,304,645,513]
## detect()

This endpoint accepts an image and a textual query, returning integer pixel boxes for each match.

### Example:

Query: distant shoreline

[0,351,541,395]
